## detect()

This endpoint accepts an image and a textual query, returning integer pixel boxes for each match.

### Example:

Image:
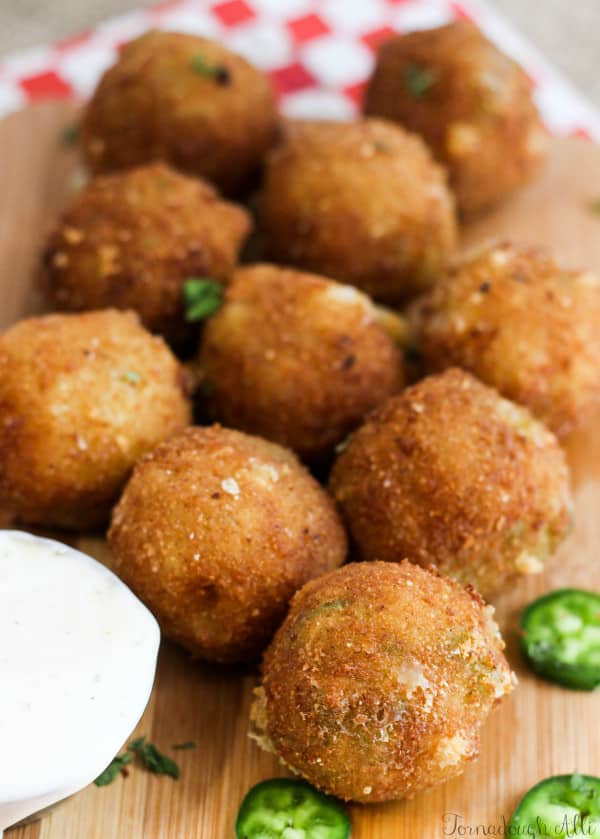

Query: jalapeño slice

[520,588,600,690]
[509,773,600,838]
[235,778,351,839]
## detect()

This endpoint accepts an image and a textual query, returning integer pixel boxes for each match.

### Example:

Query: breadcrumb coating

[364,21,547,216]
[109,426,347,662]
[82,31,278,194]
[0,309,191,529]
[42,163,250,346]
[199,264,405,461]
[410,242,600,437]
[329,368,572,597]
[259,118,457,304]
[251,561,515,802]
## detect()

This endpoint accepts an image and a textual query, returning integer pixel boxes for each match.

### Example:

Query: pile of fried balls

[1,21,599,804]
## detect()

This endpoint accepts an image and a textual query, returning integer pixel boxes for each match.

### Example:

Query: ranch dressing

[0,531,160,833]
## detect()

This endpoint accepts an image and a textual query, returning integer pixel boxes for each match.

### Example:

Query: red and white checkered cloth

[1,0,599,139]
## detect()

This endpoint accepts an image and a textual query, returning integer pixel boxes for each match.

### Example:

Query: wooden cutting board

[2,102,600,839]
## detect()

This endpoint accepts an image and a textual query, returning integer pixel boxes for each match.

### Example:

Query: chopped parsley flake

[191,54,231,85]
[404,344,422,365]
[94,751,133,786]
[404,63,438,98]
[200,377,215,397]
[62,124,80,146]
[94,736,183,787]
[129,736,180,779]
[589,197,600,215]
[374,140,391,153]
[183,277,223,322]
[335,434,352,455]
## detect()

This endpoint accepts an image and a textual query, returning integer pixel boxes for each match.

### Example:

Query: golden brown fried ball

[82,31,278,194]
[108,426,347,663]
[41,163,251,346]
[329,369,572,598]
[0,310,191,530]
[259,118,457,304]
[364,21,547,216]
[199,264,405,462]
[251,560,515,802]
[410,242,600,437]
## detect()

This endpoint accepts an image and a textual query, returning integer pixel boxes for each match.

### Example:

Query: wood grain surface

[2,103,599,839]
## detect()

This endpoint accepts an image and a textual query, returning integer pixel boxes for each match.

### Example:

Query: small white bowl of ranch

[0,530,160,834]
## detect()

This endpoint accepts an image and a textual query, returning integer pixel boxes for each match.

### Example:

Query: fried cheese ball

[0,310,191,530]
[329,369,572,598]
[82,31,278,194]
[410,242,600,437]
[251,561,515,802]
[259,119,457,304]
[199,264,405,462]
[41,163,251,346]
[364,21,548,216]
[108,426,347,662]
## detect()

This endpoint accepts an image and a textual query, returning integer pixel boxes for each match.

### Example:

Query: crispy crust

[410,242,600,437]
[81,31,278,194]
[41,163,251,346]
[251,560,515,802]
[199,264,405,462]
[329,368,572,598]
[108,426,347,663]
[0,309,191,529]
[259,118,457,304]
[364,21,547,216]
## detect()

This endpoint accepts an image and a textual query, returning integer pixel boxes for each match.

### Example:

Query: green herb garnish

[94,751,134,786]
[62,124,80,145]
[172,741,197,750]
[94,736,183,787]
[373,140,390,153]
[200,377,215,398]
[404,344,422,365]
[191,54,231,85]
[183,278,223,322]
[403,63,437,98]
[129,736,180,779]
[335,434,352,455]
[121,370,141,384]
[589,197,600,215]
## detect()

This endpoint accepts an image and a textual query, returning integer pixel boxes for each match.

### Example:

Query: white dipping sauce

[0,531,160,832]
